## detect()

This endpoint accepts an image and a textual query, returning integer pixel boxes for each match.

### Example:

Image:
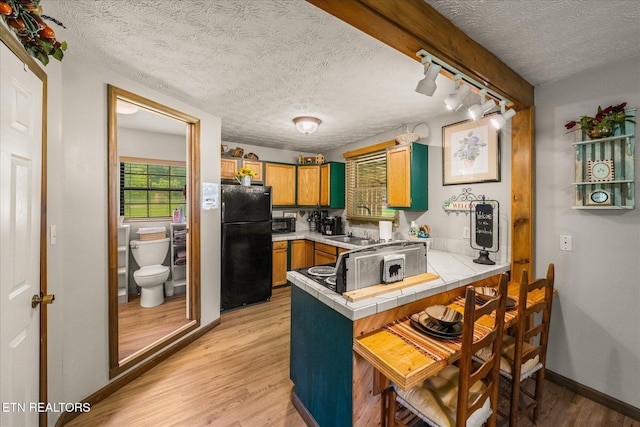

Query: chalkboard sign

[475,203,494,248]
[469,199,499,265]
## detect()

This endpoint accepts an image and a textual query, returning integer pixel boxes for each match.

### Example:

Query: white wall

[119,127,186,161]
[323,117,512,263]
[535,55,640,407]
[46,54,221,425]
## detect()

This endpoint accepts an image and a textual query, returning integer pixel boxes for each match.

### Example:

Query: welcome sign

[469,199,499,265]
[475,203,493,248]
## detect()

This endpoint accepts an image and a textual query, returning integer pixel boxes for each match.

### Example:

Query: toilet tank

[130,237,170,267]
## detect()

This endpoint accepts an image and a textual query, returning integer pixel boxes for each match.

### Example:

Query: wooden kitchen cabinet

[297,162,346,208]
[265,162,296,206]
[291,240,314,270]
[241,160,263,182]
[220,158,263,182]
[314,241,347,265]
[272,240,288,287]
[320,162,346,208]
[297,165,321,206]
[220,158,238,180]
[387,143,428,210]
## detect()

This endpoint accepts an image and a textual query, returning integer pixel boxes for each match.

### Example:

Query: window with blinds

[346,150,398,223]
[120,158,187,219]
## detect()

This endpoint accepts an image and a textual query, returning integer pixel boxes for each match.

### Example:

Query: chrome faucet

[357,205,371,215]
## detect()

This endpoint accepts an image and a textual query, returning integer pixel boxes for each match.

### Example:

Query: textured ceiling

[426,0,640,86]
[42,0,640,152]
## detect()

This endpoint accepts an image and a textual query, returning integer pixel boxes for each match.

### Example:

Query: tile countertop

[279,233,510,320]
[272,231,358,250]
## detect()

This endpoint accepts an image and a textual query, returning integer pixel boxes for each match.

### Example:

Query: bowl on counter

[425,304,463,327]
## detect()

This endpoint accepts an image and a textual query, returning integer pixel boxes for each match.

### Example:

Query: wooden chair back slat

[456,274,509,427]
[506,264,555,425]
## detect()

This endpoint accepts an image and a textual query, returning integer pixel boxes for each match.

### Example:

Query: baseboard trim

[546,369,640,421]
[291,389,319,427]
[55,318,221,426]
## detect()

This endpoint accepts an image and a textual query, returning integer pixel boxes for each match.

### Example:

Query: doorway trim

[107,85,202,378]
[0,24,49,427]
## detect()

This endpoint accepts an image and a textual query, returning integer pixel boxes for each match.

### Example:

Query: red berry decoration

[1,0,67,66]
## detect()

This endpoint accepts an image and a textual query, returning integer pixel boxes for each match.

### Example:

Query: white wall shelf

[169,223,187,293]
[117,224,130,303]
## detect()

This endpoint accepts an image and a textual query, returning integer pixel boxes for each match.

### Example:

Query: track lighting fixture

[415,49,513,124]
[490,100,516,129]
[444,77,471,112]
[293,116,321,135]
[468,90,497,121]
[415,55,441,96]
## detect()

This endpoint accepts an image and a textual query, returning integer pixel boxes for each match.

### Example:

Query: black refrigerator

[221,185,273,310]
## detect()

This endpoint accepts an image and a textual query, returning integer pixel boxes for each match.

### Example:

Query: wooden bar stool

[384,273,509,427]
[477,264,555,425]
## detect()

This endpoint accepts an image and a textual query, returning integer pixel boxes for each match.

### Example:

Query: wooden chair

[384,273,509,427]
[498,264,555,425]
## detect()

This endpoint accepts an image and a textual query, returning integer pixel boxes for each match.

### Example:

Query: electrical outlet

[50,225,57,246]
[463,227,470,239]
[560,234,572,251]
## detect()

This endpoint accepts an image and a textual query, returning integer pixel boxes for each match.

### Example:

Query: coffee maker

[321,216,343,236]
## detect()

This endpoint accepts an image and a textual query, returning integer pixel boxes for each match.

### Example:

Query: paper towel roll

[379,220,393,241]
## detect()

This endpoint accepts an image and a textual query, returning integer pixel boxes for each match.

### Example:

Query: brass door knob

[32,293,55,308]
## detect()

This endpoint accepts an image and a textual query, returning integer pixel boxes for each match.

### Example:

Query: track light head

[444,82,471,112]
[415,62,441,96]
[468,99,497,121]
[490,109,516,129]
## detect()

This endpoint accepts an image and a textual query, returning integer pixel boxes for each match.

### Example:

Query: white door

[0,41,43,426]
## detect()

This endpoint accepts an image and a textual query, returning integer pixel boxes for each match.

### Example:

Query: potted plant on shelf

[235,167,255,186]
[565,102,635,139]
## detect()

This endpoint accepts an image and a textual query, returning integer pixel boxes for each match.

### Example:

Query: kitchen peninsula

[281,233,509,426]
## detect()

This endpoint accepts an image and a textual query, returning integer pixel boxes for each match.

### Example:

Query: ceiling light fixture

[116,100,139,115]
[293,116,321,135]
[490,100,517,129]
[468,90,497,121]
[415,54,441,96]
[443,76,471,112]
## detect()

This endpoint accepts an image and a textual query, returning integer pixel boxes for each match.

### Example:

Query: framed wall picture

[283,211,297,219]
[442,114,501,185]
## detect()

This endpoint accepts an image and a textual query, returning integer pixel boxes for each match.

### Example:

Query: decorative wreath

[0,0,67,66]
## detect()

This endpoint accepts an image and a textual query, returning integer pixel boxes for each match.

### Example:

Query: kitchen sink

[327,235,381,246]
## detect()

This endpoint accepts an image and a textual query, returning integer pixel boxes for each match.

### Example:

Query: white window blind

[346,150,398,222]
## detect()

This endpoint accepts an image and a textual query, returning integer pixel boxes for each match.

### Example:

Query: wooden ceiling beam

[306,0,534,109]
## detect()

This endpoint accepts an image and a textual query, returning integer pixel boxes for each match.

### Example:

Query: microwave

[272,217,296,233]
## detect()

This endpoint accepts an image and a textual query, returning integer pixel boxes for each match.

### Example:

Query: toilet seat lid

[134,265,170,278]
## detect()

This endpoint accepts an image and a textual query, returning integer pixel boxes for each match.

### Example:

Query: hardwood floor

[67,286,638,426]
[68,286,304,426]
[118,293,189,360]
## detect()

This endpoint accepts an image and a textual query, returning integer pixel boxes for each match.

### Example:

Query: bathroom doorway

[107,85,201,378]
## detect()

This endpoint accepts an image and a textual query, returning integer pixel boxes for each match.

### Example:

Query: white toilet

[130,237,170,308]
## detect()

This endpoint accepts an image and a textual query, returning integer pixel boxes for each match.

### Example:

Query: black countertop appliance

[221,185,272,310]
[321,216,343,236]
